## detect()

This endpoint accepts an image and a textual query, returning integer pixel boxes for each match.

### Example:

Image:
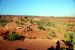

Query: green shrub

[64,31,73,44]
[36,21,45,25]
[16,21,24,25]
[46,22,55,27]
[73,38,75,45]
[8,32,20,41]
[48,31,51,36]
[73,32,75,45]
[38,25,46,30]
[30,20,34,24]
[46,22,52,26]
[51,31,56,37]
[0,19,8,26]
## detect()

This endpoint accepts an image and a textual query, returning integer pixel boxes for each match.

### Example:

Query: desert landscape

[0,15,75,50]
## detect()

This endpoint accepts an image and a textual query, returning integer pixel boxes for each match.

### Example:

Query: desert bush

[46,22,55,27]
[73,32,75,45]
[36,21,45,25]
[8,32,21,41]
[38,25,46,30]
[15,21,20,25]
[16,21,24,25]
[64,31,74,44]
[67,24,75,27]
[30,20,34,24]
[0,19,8,26]
[48,31,51,36]
[51,31,56,37]
[46,22,52,26]
[66,24,75,29]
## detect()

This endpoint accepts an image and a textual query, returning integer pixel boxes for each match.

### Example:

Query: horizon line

[0,14,75,17]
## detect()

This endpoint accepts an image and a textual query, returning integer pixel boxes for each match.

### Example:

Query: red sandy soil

[0,39,68,50]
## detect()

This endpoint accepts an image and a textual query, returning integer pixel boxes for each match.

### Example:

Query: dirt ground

[0,39,69,50]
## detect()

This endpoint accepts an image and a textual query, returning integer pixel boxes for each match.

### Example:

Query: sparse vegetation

[66,24,75,27]
[0,15,75,50]
[46,22,56,27]
[51,31,56,37]
[16,21,24,25]
[4,32,25,41]
[8,32,21,41]
[38,25,46,30]
[64,31,73,44]
[0,19,8,26]
[36,21,45,25]
[73,32,75,45]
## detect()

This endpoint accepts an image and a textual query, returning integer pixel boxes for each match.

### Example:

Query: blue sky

[0,0,75,16]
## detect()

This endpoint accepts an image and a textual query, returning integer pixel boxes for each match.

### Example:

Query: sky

[0,0,75,16]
